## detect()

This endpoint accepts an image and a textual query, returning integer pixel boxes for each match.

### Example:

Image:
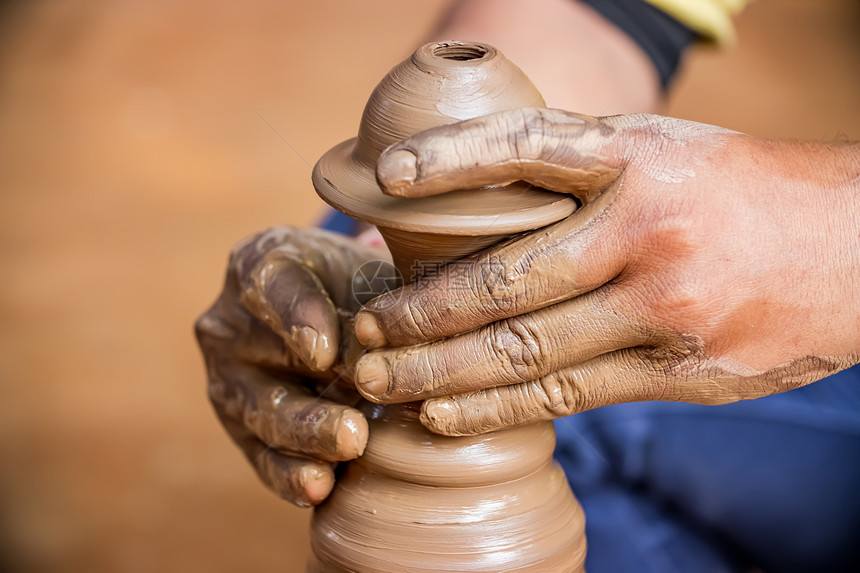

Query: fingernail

[377,149,417,196]
[354,353,390,402]
[354,311,387,349]
[292,326,334,371]
[420,399,460,436]
[299,464,335,506]
[334,409,369,460]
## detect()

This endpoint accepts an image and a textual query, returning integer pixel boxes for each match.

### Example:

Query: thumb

[376,108,625,205]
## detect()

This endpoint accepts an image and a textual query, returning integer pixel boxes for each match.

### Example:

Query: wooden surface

[0,1,858,571]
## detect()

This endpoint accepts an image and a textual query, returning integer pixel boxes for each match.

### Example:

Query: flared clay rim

[312,40,577,236]
[313,139,575,235]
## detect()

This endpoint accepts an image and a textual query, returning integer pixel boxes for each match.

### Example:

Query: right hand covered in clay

[353,110,860,436]
[196,227,390,506]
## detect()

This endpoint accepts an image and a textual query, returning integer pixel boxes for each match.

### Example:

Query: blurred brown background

[0,1,858,571]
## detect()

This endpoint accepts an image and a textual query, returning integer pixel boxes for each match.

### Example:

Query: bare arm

[430,0,662,114]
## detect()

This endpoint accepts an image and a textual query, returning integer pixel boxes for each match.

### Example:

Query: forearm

[754,138,860,362]
[793,140,860,358]
[429,0,662,114]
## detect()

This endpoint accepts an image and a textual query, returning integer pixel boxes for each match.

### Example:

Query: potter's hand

[353,109,860,436]
[196,226,387,506]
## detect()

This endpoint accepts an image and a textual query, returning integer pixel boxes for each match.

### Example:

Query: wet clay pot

[310,41,586,572]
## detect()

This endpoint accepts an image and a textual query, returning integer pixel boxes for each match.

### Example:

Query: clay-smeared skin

[353,110,860,436]
[196,226,386,506]
[312,42,587,572]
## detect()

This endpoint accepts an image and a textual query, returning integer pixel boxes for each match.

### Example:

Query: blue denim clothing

[321,209,860,572]
[554,366,860,572]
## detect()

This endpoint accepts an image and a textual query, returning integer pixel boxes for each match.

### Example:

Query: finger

[418,347,667,436]
[222,417,335,507]
[209,365,368,462]
[230,226,386,310]
[354,289,647,403]
[376,108,623,202]
[240,257,340,372]
[354,186,627,348]
[252,447,334,507]
[421,346,845,436]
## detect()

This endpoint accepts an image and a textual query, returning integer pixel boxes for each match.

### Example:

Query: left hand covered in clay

[352,109,860,436]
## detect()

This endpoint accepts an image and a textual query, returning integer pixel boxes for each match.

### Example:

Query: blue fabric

[554,365,860,572]
[319,209,359,236]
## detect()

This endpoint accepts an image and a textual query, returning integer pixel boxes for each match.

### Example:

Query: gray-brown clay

[311,42,586,571]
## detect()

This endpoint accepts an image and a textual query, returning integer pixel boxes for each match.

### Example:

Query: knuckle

[490,318,545,381]
[475,255,514,303]
[663,277,704,311]
[194,312,212,346]
[195,311,223,345]
[536,371,585,417]
[206,367,251,421]
[650,212,699,255]
[401,295,437,340]
[648,274,713,331]
[508,108,550,160]
[465,253,530,316]
[206,375,229,410]
[229,230,266,273]
[628,223,715,333]
[229,226,297,277]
